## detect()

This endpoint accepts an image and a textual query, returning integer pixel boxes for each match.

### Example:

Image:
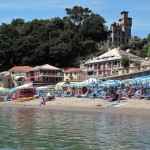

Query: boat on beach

[14,88,36,102]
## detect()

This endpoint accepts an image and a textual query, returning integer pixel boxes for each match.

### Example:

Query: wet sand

[0,97,150,116]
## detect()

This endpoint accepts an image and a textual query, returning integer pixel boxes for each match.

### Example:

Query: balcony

[86,67,94,71]
[36,73,63,77]
[112,65,118,69]
[107,66,111,69]
[86,74,103,79]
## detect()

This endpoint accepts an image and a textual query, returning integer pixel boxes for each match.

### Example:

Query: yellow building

[64,68,85,82]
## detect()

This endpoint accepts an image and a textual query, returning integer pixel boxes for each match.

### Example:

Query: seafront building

[26,64,63,86]
[64,68,85,82]
[83,48,150,79]
[0,71,10,88]
[9,66,32,88]
[108,11,132,46]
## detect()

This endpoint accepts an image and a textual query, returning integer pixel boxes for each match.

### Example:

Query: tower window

[127,39,128,42]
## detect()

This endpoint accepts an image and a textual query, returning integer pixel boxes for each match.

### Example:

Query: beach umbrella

[0,87,10,92]
[36,86,48,90]
[16,83,33,89]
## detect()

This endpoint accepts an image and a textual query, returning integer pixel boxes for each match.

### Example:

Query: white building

[83,48,146,79]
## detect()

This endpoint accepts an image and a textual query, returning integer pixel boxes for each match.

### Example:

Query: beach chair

[98,92,107,100]
[132,90,142,99]
[141,91,150,100]
[61,91,71,97]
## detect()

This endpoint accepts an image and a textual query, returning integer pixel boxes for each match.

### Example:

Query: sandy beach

[0,97,150,116]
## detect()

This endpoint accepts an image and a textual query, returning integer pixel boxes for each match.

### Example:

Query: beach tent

[55,82,65,90]
[9,83,33,92]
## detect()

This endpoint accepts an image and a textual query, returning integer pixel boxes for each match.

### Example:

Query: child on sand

[40,98,46,106]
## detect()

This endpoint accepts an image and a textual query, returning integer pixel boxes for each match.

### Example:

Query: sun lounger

[61,91,71,97]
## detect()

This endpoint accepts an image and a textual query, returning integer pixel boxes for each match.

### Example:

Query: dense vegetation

[0,6,149,71]
[0,6,107,71]
[121,35,150,58]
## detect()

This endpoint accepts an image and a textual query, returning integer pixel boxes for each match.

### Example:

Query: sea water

[0,107,150,150]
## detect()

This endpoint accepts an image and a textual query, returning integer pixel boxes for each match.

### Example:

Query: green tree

[133,61,141,70]
[120,56,130,68]
[80,14,107,42]
[64,6,92,27]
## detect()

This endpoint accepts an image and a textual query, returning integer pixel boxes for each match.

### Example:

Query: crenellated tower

[108,11,132,46]
[119,11,132,45]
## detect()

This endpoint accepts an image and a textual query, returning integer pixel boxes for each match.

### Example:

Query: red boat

[14,88,36,102]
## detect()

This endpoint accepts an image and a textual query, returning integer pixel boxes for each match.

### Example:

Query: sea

[0,107,150,150]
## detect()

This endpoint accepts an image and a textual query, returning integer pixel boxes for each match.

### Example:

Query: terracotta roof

[64,68,84,73]
[9,66,32,71]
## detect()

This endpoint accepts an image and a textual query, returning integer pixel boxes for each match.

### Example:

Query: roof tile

[64,68,84,73]
[9,66,32,71]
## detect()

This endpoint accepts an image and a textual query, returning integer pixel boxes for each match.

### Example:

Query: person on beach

[117,87,121,103]
[40,98,46,106]
[128,85,133,98]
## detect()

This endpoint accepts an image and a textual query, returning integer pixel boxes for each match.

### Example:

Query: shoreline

[0,97,150,116]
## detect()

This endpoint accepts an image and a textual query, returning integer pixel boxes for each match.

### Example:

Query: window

[45,77,49,82]
[74,73,76,75]
[12,71,14,74]
[114,37,117,41]
[55,78,59,82]
[66,73,68,76]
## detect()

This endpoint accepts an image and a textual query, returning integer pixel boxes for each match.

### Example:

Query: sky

[0,0,149,38]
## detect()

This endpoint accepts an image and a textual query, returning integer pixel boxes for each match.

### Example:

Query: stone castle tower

[108,11,132,46]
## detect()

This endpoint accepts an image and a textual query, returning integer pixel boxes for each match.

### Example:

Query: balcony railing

[86,74,103,79]
[112,65,118,69]
[107,66,111,69]
[34,73,63,77]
